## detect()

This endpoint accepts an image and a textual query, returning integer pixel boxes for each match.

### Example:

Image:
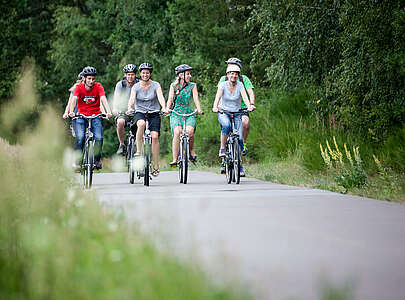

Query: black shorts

[133,112,161,135]
[114,113,130,126]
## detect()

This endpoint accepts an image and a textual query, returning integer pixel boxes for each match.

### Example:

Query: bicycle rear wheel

[233,140,241,184]
[182,138,188,184]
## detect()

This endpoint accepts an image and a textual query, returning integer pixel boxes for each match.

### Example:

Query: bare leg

[221,134,227,149]
[186,125,196,156]
[151,131,160,170]
[135,120,145,155]
[172,127,181,162]
[242,115,250,144]
[116,118,126,145]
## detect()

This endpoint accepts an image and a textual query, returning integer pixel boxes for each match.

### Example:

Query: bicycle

[169,109,197,184]
[218,109,244,184]
[72,113,106,189]
[131,111,161,186]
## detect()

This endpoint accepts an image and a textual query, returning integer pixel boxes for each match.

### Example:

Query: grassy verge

[192,88,405,202]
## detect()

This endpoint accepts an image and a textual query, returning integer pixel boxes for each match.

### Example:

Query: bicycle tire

[183,137,188,184]
[144,155,150,186]
[144,143,151,186]
[178,138,183,183]
[233,139,241,184]
[82,146,88,187]
[225,141,233,184]
[86,141,94,189]
[129,138,135,184]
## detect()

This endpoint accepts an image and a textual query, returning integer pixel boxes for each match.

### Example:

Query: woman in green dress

[166,64,203,166]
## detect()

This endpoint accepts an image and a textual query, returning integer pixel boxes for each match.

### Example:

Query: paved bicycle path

[93,171,405,300]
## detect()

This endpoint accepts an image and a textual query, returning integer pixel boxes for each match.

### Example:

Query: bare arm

[112,87,120,115]
[247,88,255,106]
[241,89,253,111]
[212,87,223,112]
[127,88,136,113]
[166,84,175,110]
[192,84,203,114]
[156,85,168,113]
[63,93,73,118]
[100,95,112,117]
[69,96,78,117]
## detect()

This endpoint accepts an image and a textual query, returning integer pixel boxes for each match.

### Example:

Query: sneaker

[116,144,125,155]
[218,148,226,158]
[220,161,226,174]
[242,144,248,156]
[240,165,245,177]
[94,160,102,170]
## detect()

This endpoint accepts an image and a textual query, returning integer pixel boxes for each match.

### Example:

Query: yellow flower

[316,99,321,104]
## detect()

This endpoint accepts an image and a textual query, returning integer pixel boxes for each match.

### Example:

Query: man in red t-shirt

[69,66,112,170]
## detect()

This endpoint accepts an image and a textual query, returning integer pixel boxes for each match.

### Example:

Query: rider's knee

[151,132,159,140]
[117,119,125,128]
[137,120,146,128]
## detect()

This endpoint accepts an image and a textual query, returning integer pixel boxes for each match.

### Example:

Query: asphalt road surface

[94,170,405,300]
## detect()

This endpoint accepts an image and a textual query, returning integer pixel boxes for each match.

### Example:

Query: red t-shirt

[73,82,105,116]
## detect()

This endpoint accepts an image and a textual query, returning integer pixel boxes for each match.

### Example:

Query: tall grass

[0,67,249,300]
[194,87,405,201]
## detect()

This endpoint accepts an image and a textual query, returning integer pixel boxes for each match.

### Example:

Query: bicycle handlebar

[71,113,107,120]
[168,109,198,117]
[216,109,248,114]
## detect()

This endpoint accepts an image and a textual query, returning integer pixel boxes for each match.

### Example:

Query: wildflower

[316,99,321,104]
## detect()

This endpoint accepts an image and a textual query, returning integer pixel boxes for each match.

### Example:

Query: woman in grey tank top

[127,63,168,177]
[212,64,253,173]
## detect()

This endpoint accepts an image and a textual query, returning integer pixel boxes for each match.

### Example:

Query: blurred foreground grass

[0,66,248,300]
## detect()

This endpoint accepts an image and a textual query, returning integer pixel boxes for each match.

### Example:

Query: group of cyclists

[63,57,255,177]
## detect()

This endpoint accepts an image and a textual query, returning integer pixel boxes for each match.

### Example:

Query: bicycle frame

[169,109,197,184]
[219,110,243,184]
[73,113,105,189]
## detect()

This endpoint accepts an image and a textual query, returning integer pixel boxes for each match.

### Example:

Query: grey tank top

[218,81,244,112]
[132,80,161,113]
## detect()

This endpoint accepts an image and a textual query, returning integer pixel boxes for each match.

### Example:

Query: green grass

[192,87,405,202]
[0,69,250,300]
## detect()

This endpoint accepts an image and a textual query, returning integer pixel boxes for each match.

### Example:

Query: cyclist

[113,64,139,155]
[126,62,168,177]
[212,63,254,176]
[218,57,255,175]
[68,66,112,170]
[63,71,84,136]
[166,64,203,167]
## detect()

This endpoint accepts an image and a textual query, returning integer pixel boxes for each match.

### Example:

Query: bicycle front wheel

[182,137,188,184]
[178,138,183,183]
[128,138,135,184]
[83,141,94,189]
[233,139,241,184]
[225,141,233,184]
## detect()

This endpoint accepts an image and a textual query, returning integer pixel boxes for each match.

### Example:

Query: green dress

[170,82,197,135]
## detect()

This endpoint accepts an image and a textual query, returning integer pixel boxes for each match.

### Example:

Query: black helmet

[77,71,84,80]
[82,66,97,76]
[139,63,153,73]
[175,64,193,75]
[123,64,137,73]
[225,57,242,69]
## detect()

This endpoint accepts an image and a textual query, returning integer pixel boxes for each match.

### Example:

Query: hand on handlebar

[198,109,204,115]
[106,113,112,119]
[212,107,219,113]
[68,112,75,118]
